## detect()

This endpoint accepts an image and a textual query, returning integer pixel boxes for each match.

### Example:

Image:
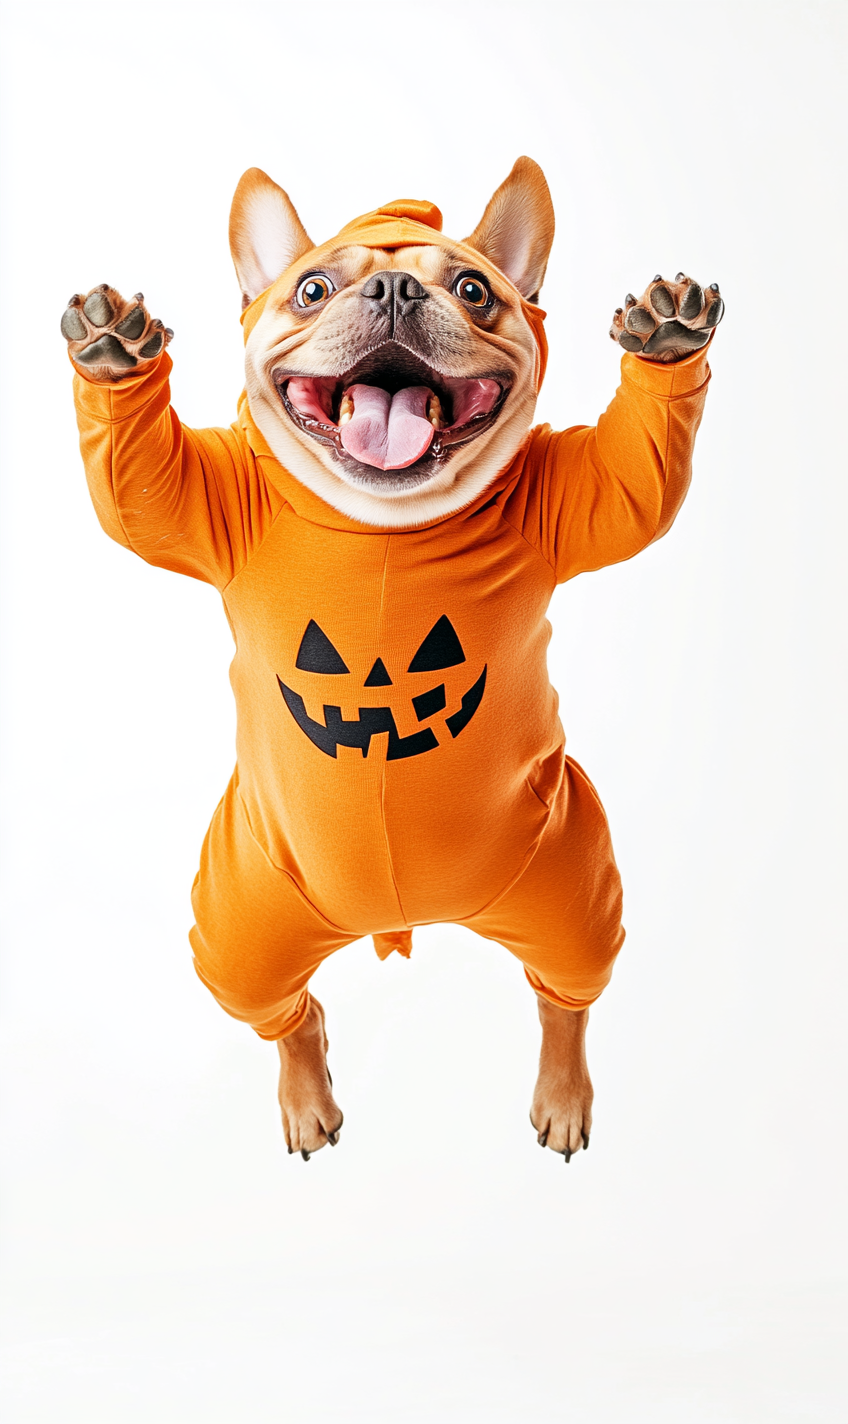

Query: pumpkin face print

[277,616,487,760]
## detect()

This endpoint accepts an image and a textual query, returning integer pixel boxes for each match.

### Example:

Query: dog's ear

[229,168,314,308]
[464,157,555,302]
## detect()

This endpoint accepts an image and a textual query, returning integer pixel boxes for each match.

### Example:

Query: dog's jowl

[62,159,722,1161]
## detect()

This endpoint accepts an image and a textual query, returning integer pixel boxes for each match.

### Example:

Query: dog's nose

[361,270,428,324]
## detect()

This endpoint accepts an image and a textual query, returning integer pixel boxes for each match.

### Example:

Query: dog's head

[230,158,554,527]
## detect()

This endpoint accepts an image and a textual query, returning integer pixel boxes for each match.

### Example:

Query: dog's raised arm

[500,337,713,584]
[63,287,281,588]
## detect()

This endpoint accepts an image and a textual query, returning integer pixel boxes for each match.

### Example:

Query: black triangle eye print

[295,620,350,674]
[364,658,393,687]
[407,615,466,673]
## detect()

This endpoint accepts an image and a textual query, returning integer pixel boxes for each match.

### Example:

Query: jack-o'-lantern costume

[72,202,710,1039]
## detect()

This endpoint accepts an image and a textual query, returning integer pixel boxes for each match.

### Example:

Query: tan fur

[530,997,593,1158]
[276,996,342,1157]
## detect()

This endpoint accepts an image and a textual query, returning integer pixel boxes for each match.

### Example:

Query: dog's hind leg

[276,995,343,1159]
[530,998,592,1160]
[460,754,624,1160]
[190,776,352,1158]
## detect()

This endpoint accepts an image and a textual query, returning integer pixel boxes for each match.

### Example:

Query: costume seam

[375,535,412,928]
[496,504,558,580]
[233,786,353,936]
[106,387,136,552]
[219,487,287,595]
[456,791,557,924]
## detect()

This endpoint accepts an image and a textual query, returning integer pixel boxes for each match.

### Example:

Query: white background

[1,1,846,1419]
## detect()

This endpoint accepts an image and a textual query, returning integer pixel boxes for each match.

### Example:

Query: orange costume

[72,204,710,1041]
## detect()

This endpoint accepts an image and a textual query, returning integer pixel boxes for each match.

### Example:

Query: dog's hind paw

[609,274,724,363]
[530,997,593,1162]
[277,996,344,1158]
[60,285,173,381]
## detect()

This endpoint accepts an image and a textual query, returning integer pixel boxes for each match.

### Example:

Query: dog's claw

[301,1149,311,1161]
[326,1129,339,1146]
[133,292,144,301]
[582,1132,590,1150]
[653,273,662,280]
[564,1148,572,1164]
[709,282,720,292]
[538,1129,549,1148]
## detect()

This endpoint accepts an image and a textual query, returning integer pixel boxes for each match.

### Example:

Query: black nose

[361,270,428,324]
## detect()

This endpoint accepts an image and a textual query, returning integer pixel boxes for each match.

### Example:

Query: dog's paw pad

[60,306,87,341]
[625,305,655,335]
[679,281,704,321]
[83,288,114,326]
[115,305,146,339]
[642,319,710,356]
[649,283,676,318]
[139,330,163,358]
[75,333,138,369]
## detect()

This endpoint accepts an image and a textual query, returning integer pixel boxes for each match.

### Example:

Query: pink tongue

[341,384,435,470]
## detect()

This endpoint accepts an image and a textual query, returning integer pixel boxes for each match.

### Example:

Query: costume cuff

[621,342,711,398]
[71,350,172,419]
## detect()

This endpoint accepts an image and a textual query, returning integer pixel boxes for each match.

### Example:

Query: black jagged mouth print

[277,615,487,760]
[277,668,487,760]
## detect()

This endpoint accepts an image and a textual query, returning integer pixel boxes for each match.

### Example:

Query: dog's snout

[362,270,428,328]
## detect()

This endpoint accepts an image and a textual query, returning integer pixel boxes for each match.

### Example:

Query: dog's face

[229,161,555,527]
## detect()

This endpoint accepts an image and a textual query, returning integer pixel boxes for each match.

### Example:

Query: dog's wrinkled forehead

[241,199,548,392]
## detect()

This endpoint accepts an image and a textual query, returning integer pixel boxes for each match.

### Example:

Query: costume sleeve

[72,351,283,589]
[501,346,711,582]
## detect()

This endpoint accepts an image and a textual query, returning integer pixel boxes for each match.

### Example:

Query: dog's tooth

[428,393,443,429]
[339,393,354,426]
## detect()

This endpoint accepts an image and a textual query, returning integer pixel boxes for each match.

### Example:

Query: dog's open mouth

[276,345,508,474]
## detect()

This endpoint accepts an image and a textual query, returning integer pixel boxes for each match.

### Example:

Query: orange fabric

[71,207,711,1038]
[190,756,622,1038]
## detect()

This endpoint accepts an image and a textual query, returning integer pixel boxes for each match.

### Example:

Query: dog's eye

[454,274,491,307]
[297,276,334,307]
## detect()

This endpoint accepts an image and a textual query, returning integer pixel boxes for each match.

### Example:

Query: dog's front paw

[609,274,724,363]
[60,284,173,381]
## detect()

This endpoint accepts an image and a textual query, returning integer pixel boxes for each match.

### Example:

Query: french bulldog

[62,158,722,1160]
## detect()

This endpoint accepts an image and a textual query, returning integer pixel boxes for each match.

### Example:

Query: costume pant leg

[460,757,625,1010]
[190,776,357,1040]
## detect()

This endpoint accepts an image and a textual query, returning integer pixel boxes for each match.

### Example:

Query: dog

[62,158,722,1160]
